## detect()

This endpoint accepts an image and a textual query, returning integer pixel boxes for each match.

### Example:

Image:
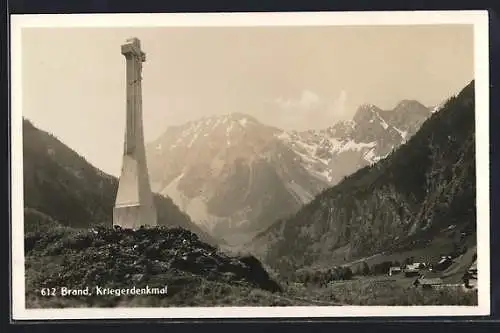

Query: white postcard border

[10,10,490,320]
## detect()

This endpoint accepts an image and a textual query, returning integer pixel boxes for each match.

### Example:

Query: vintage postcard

[10,11,490,320]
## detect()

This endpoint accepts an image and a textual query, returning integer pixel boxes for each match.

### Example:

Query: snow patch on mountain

[432,103,444,113]
[226,122,235,136]
[339,140,376,153]
[363,147,377,164]
[375,112,389,130]
[239,118,248,127]
[393,126,408,141]
[276,127,382,184]
[187,132,199,148]
[310,168,333,183]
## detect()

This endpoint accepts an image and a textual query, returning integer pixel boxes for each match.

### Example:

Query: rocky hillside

[146,102,432,243]
[25,226,282,308]
[251,81,476,276]
[22,119,216,244]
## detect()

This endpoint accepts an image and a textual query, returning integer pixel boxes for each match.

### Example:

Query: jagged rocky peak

[191,112,260,129]
[150,112,280,155]
[395,99,419,107]
[353,104,384,124]
[357,103,381,112]
[354,100,430,121]
[385,100,433,135]
[325,120,357,138]
[394,99,427,110]
[226,112,260,123]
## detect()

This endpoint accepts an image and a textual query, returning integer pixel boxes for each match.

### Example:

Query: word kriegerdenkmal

[41,285,168,297]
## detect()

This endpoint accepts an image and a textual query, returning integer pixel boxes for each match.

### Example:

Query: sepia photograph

[10,11,490,320]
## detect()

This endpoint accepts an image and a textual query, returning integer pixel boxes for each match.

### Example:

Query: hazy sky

[22,25,473,176]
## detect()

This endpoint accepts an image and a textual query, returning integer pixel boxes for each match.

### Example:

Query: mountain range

[249,81,476,276]
[146,100,434,243]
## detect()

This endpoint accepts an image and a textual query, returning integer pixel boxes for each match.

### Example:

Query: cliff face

[251,81,476,274]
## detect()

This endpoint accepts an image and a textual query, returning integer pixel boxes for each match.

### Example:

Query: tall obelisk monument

[113,37,157,229]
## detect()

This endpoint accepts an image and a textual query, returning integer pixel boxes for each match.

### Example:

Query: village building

[463,260,478,289]
[468,260,477,277]
[403,263,424,277]
[405,262,426,270]
[404,269,421,277]
[388,266,402,276]
[435,256,453,271]
[413,277,443,289]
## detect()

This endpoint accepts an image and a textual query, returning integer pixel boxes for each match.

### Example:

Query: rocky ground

[25,226,282,308]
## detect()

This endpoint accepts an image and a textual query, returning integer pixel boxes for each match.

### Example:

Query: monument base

[113,203,157,229]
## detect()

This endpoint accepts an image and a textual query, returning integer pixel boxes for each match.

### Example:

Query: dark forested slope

[22,119,216,244]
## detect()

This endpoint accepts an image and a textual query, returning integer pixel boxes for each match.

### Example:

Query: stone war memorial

[113,37,157,229]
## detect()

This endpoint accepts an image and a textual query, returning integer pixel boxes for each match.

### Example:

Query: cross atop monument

[113,37,157,229]
[121,37,146,62]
